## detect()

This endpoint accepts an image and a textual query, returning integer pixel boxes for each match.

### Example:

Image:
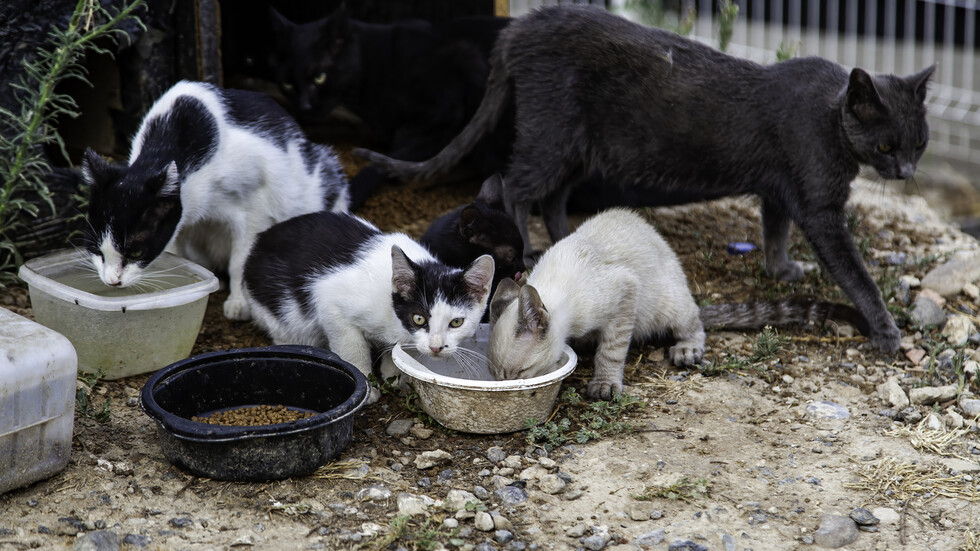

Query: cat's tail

[352,57,512,183]
[699,298,871,336]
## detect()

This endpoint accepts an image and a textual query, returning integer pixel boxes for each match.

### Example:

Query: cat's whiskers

[451,347,490,379]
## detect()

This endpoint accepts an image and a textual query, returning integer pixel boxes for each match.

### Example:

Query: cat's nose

[898,163,915,180]
[429,345,444,355]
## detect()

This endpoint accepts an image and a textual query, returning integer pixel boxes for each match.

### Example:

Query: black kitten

[268,3,511,208]
[356,5,935,353]
[421,174,525,305]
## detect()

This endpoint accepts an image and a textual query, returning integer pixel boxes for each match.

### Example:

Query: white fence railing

[510,0,979,170]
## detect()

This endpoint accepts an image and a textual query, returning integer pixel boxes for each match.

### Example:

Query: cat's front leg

[222,227,254,321]
[322,321,382,404]
[761,198,804,282]
[797,208,901,353]
[587,288,638,400]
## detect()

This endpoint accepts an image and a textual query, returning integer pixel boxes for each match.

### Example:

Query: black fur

[268,4,512,208]
[356,5,935,353]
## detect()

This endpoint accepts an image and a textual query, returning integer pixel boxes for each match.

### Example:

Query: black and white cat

[356,4,935,353]
[268,4,511,208]
[420,175,525,306]
[81,80,349,320]
[243,211,495,402]
[488,209,867,400]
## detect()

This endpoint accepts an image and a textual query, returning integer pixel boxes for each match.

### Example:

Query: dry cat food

[192,404,316,426]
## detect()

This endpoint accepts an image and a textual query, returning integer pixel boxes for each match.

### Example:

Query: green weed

[76,370,111,423]
[369,515,457,551]
[525,388,645,451]
[634,476,712,504]
[717,0,740,52]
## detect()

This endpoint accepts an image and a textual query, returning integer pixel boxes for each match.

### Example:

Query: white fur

[488,208,705,399]
[247,222,493,403]
[97,81,348,320]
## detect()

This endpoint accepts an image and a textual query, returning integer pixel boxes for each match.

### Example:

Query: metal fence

[509,0,979,171]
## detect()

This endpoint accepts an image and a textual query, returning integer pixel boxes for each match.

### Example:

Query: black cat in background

[268,3,511,209]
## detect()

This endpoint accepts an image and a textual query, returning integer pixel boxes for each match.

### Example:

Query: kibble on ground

[192,404,315,426]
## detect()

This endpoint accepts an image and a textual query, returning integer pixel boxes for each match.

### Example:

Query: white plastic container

[392,324,577,434]
[0,307,76,494]
[18,249,219,379]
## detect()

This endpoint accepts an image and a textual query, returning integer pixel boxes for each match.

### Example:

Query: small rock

[964,282,980,300]
[627,502,654,521]
[121,534,150,548]
[414,450,452,470]
[910,291,947,328]
[486,447,507,464]
[564,488,584,501]
[849,508,879,526]
[397,493,435,516]
[813,514,859,548]
[474,511,495,532]
[502,455,523,470]
[409,425,434,439]
[898,407,923,424]
[386,419,414,437]
[946,408,965,429]
[537,474,567,494]
[582,526,612,551]
[491,511,514,531]
[905,347,927,365]
[806,401,850,420]
[941,458,980,473]
[964,360,979,379]
[872,508,900,525]
[921,252,980,297]
[444,489,479,512]
[443,518,459,529]
[960,397,980,417]
[668,540,708,551]
[356,485,391,501]
[494,485,528,506]
[537,457,557,469]
[632,529,666,547]
[909,384,958,405]
[169,518,192,529]
[924,412,944,431]
[566,524,588,537]
[877,377,910,409]
[721,533,736,551]
[945,315,976,346]
[74,530,120,551]
[494,529,514,544]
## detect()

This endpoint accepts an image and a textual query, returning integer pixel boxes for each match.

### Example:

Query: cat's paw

[223,296,252,321]
[365,386,382,405]
[871,324,902,354]
[669,344,703,367]
[767,260,804,282]
[586,378,622,401]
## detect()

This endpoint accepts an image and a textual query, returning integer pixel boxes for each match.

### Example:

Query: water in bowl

[52,264,202,297]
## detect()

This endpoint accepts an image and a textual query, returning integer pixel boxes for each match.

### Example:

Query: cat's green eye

[412,314,427,327]
[877,143,893,154]
[130,251,143,259]
[281,83,294,92]
[313,73,327,86]
[916,139,926,148]
[449,318,464,328]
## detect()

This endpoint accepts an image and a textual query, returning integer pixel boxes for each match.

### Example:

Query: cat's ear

[475,174,504,206]
[490,277,520,325]
[516,285,549,335]
[320,1,351,45]
[846,68,887,123]
[390,245,417,299]
[81,148,112,186]
[155,161,181,197]
[463,254,495,302]
[907,64,936,104]
[268,6,292,34]
[459,206,482,240]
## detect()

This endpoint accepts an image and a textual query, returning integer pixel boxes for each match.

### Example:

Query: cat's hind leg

[667,312,706,367]
[761,198,804,282]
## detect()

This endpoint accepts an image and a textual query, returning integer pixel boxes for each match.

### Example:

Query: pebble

[473,486,490,500]
[924,412,944,431]
[414,450,452,470]
[494,485,528,506]
[627,502,655,521]
[396,493,434,516]
[959,397,980,417]
[355,485,391,501]
[564,488,584,501]
[567,524,588,537]
[910,291,947,328]
[945,315,976,346]
[921,252,980,297]
[474,511,495,531]
[386,419,414,437]
[876,377,909,409]
[443,518,459,529]
[872,508,900,525]
[668,540,708,551]
[909,384,958,405]
[491,511,514,531]
[494,529,514,544]
[169,518,192,528]
[444,489,479,511]
[632,529,666,547]
[74,530,120,551]
[121,534,149,548]
[905,347,927,365]
[721,533,736,551]
[805,400,850,420]
[582,526,611,551]
[409,425,433,439]
[537,474,567,494]
[849,508,879,526]
[487,447,507,464]
[946,408,965,429]
[813,514,859,548]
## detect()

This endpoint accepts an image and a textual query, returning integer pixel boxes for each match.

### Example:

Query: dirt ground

[2,177,980,551]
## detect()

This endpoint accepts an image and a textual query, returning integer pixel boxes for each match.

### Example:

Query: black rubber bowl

[140,345,369,481]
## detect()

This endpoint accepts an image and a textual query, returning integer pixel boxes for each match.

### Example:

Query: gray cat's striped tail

[352,58,512,183]
[699,298,871,336]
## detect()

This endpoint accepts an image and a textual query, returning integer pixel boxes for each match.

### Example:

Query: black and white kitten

[82,81,349,320]
[243,211,495,402]
[356,5,935,353]
[420,175,525,305]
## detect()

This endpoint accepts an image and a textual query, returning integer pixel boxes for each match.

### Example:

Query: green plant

[370,515,457,551]
[76,370,111,423]
[634,476,712,504]
[623,0,696,36]
[699,327,785,377]
[525,388,645,450]
[0,0,144,283]
[750,325,786,362]
[717,0,740,52]
[775,40,799,61]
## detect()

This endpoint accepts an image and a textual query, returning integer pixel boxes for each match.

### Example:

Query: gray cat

[355,5,935,354]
